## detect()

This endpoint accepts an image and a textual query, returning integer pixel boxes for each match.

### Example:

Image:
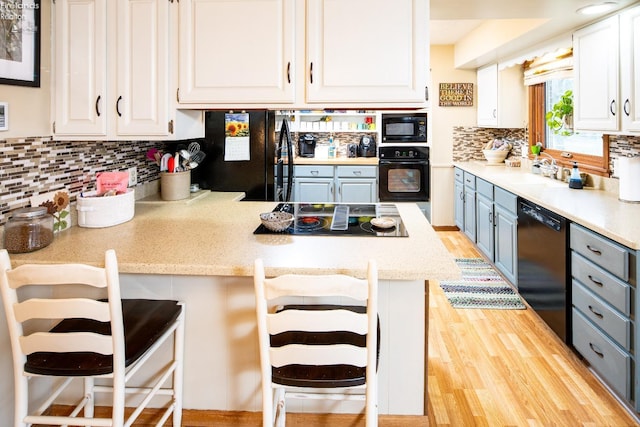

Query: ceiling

[430,0,639,68]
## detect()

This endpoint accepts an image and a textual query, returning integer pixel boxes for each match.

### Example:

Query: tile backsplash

[0,137,164,226]
[452,127,527,162]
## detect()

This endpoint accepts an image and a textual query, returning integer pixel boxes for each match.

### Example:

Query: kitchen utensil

[160,153,172,172]
[189,151,206,168]
[167,156,175,173]
[174,153,180,172]
[188,142,200,157]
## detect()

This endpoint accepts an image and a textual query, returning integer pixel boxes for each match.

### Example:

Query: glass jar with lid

[4,206,54,253]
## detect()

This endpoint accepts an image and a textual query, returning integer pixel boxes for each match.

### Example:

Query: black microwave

[381,112,427,143]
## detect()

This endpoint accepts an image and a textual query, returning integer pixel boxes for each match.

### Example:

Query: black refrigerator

[192,110,293,201]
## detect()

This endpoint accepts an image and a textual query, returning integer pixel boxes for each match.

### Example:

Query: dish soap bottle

[328,134,336,158]
[569,162,583,189]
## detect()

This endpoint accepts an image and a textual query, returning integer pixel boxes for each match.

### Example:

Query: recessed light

[576,1,618,15]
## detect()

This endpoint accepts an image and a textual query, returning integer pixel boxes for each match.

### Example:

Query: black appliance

[254,203,408,237]
[347,143,358,158]
[194,111,293,202]
[358,135,376,157]
[298,134,317,157]
[517,198,570,342]
[378,146,429,202]
[381,112,427,144]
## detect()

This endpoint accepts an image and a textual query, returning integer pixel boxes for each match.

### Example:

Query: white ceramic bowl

[482,150,509,164]
[260,211,294,232]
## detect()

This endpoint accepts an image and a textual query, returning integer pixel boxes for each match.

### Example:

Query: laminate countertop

[455,161,640,250]
[6,192,458,280]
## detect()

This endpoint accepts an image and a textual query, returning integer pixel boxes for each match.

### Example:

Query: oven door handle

[379,160,428,166]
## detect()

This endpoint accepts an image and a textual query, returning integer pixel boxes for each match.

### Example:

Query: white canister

[617,156,640,202]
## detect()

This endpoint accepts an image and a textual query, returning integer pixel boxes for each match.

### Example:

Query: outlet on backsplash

[128,167,137,186]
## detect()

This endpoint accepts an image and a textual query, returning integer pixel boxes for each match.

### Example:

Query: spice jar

[4,207,54,253]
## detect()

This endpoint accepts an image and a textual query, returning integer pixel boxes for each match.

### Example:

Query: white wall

[0,1,51,139]
[429,45,477,227]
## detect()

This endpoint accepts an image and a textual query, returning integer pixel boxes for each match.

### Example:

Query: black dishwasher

[517,198,570,342]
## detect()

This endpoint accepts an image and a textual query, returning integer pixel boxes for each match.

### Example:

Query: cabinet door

[305,0,428,105]
[574,15,620,131]
[116,0,169,136]
[494,205,517,285]
[178,0,295,104]
[475,193,494,260]
[454,179,464,230]
[54,0,107,136]
[336,179,377,203]
[477,64,498,127]
[463,187,476,242]
[620,5,640,132]
[294,178,334,203]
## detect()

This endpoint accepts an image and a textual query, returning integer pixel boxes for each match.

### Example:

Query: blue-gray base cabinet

[570,223,637,413]
[453,167,518,286]
[294,165,378,203]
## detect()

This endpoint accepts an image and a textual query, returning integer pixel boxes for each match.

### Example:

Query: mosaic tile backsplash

[0,137,165,226]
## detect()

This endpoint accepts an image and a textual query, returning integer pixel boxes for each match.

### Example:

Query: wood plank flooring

[51,231,640,426]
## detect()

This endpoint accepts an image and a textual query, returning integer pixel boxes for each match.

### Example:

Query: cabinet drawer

[572,280,631,350]
[294,165,334,178]
[572,308,631,400]
[570,223,629,281]
[463,171,476,189]
[454,167,463,182]
[336,165,376,178]
[494,187,517,213]
[572,252,631,316]
[476,178,493,199]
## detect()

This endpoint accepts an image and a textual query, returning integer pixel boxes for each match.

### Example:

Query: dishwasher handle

[518,200,564,232]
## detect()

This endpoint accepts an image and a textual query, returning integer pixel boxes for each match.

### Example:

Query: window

[529,81,609,176]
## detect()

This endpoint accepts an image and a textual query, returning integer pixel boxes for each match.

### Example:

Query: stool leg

[15,373,28,427]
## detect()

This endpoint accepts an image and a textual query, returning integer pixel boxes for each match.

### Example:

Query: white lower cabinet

[293,165,377,203]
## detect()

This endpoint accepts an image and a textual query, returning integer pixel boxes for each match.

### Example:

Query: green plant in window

[545,89,573,136]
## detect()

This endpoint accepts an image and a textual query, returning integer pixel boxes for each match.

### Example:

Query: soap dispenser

[569,162,583,189]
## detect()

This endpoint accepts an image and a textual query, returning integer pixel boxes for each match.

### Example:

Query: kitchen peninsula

[3,192,459,417]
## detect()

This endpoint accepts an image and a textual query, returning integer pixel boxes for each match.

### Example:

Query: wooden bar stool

[0,249,185,427]
[253,259,379,427]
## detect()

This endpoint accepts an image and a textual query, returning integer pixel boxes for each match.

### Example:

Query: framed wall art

[0,0,41,87]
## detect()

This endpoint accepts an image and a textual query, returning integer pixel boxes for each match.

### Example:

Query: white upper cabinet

[573,15,620,132]
[53,0,107,136]
[177,0,429,108]
[178,0,296,104]
[620,5,640,132]
[574,5,640,134]
[53,0,203,140]
[305,0,429,105]
[476,63,526,128]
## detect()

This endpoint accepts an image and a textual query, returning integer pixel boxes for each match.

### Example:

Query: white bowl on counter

[482,150,509,164]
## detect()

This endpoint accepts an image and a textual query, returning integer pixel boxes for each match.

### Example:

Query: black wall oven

[379,146,429,202]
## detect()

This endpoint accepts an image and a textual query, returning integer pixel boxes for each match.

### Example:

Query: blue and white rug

[440,258,526,310]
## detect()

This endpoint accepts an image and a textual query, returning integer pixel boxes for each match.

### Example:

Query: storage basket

[76,189,135,228]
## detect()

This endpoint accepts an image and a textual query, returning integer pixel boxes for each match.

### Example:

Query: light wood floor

[52,231,640,426]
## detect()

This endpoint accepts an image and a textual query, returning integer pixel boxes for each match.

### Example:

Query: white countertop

[8,192,459,281]
[455,161,640,250]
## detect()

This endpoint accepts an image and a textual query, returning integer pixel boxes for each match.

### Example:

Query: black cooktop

[254,203,408,237]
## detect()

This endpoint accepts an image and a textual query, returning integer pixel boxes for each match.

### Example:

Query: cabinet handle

[588,274,604,287]
[309,62,314,84]
[424,86,429,101]
[624,99,630,117]
[353,171,362,176]
[286,62,291,84]
[492,109,497,119]
[489,211,494,226]
[586,245,602,255]
[589,342,604,358]
[588,305,604,319]
[460,192,464,201]
[610,100,616,116]
[116,96,123,117]
[311,170,318,176]
[95,95,101,117]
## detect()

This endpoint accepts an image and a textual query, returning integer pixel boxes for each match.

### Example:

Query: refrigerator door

[195,111,276,201]
[276,118,294,203]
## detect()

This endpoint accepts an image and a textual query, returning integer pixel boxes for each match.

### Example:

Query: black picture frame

[0,0,41,87]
